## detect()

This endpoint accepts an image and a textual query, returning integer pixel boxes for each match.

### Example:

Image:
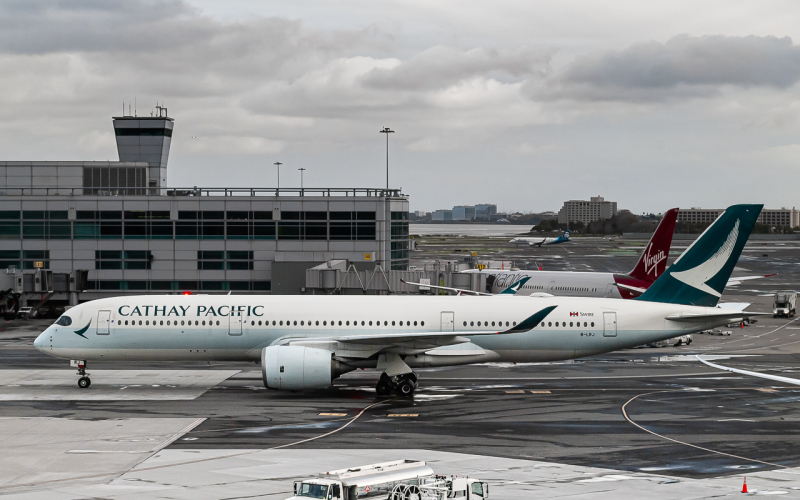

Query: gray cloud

[544,35,800,102]
[360,45,552,91]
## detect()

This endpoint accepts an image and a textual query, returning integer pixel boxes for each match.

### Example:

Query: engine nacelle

[262,345,338,390]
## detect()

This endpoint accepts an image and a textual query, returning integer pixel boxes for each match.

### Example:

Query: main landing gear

[74,360,91,388]
[376,372,418,396]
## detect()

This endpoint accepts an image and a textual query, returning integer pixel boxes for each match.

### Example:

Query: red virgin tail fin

[628,208,678,282]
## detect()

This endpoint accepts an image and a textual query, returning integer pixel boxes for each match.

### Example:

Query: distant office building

[431,209,453,221]
[558,196,617,225]
[452,205,476,221]
[474,204,497,220]
[678,207,799,228]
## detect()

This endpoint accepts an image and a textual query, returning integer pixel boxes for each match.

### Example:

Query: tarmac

[1,235,799,498]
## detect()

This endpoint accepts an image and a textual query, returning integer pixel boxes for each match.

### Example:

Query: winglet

[499,276,531,295]
[500,305,557,334]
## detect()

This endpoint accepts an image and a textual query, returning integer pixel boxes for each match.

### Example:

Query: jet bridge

[305,260,486,295]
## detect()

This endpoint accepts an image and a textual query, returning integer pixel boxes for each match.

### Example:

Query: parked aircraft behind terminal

[471,208,679,299]
[35,205,764,396]
[510,229,570,246]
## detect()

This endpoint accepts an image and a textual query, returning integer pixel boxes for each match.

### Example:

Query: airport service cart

[286,460,488,500]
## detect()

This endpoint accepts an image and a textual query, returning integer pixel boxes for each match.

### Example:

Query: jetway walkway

[305,260,487,295]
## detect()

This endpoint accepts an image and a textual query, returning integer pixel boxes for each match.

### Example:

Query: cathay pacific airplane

[35,205,764,396]
[471,208,679,299]
[510,229,570,246]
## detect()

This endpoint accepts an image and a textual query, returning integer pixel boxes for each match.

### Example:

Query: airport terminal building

[0,111,409,306]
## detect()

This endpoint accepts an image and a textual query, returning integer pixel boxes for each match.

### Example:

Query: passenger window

[463,321,467,326]
[414,321,417,326]
[316,321,319,326]
[160,320,163,326]
[300,321,304,326]
[591,322,595,327]
[569,322,573,327]
[548,322,551,327]
[421,321,424,326]
[216,320,220,326]
[470,321,474,326]
[202,320,206,326]
[339,321,342,326]
[392,321,395,326]
[361,321,365,326]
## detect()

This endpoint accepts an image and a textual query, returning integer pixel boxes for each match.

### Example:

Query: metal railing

[0,187,405,198]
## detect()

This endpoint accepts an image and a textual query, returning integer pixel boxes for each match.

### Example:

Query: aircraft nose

[33,331,46,351]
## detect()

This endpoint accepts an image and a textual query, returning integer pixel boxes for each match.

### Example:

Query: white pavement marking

[0,400,389,494]
[8,448,800,499]
[0,370,239,400]
[0,417,202,489]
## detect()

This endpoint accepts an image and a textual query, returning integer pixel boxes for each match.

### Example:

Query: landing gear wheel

[78,376,91,389]
[376,381,392,396]
[397,380,415,396]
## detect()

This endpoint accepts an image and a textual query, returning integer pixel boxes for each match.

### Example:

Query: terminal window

[83,166,147,195]
[197,250,254,270]
[94,250,153,270]
[9,210,377,242]
[87,279,269,292]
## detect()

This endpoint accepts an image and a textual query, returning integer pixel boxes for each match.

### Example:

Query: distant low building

[431,209,453,221]
[474,204,497,220]
[678,207,799,228]
[558,196,617,225]
[452,205,476,221]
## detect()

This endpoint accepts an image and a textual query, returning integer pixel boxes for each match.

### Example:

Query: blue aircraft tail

[636,204,762,307]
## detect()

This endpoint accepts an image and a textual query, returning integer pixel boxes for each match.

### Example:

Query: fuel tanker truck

[286,460,489,500]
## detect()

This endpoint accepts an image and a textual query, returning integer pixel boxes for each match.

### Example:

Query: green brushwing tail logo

[74,320,91,338]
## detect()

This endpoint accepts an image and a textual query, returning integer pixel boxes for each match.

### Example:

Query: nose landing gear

[72,360,91,388]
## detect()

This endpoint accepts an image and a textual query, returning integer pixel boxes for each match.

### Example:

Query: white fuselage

[469,269,623,298]
[36,294,736,368]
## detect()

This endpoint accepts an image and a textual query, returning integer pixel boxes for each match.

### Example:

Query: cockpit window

[55,316,72,326]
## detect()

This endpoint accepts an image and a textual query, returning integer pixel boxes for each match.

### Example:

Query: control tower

[112,105,173,188]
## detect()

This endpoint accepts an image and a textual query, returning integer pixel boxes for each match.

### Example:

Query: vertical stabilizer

[637,204,762,307]
[628,208,678,282]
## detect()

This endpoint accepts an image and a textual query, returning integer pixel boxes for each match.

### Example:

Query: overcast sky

[1,1,799,214]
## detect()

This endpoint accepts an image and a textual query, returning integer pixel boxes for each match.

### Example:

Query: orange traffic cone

[742,476,748,493]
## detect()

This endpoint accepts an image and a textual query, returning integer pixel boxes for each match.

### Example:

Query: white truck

[286,460,489,500]
[774,292,797,318]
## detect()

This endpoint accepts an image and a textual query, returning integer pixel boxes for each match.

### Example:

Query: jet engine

[261,345,350,390]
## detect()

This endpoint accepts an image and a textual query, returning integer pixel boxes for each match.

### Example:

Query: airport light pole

[379,127,394,190]
[274,161,282,196]
[298,167,306,192]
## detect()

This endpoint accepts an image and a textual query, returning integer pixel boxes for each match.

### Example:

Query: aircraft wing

[279,306,557,354]
[697,356,800,385]
[727,273,777,286]
[400,280,492,296]
[401,276,530,296]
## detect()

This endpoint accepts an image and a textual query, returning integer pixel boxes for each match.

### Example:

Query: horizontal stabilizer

[697,356,800,386]
[665,310,769,322]
[613,282,647,296]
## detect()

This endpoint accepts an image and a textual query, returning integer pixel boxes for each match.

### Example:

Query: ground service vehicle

[773,292,797,318]
[286,460,488,500]
[392,475,488,500]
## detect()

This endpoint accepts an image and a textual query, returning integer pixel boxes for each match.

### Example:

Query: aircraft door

[441,311,454,331]
[97,310,110,335]
[603,312,617,337]
[604,284,615,298]
[229,315,242,336]
[547,281,555,293]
